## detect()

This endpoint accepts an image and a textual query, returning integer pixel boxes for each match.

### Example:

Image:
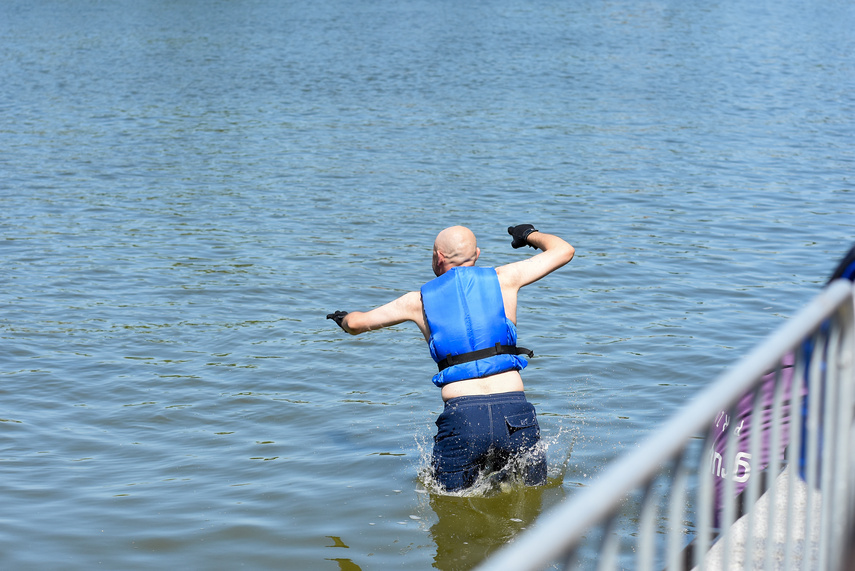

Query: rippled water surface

[1,0,852,568]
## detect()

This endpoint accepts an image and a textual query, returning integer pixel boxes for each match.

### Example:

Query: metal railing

[476,279,855,571]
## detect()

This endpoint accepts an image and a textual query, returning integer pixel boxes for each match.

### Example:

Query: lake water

[1,0,852,569]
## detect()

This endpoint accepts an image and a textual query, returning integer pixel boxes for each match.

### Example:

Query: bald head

[432,226,480,276]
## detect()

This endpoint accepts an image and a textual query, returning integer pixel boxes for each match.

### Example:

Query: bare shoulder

[379,290,423,323]
[397,290,429,339]
[398,290,423,313]
[495,260,528,290]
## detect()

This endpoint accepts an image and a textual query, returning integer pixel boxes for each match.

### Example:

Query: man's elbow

[560,244,575,265]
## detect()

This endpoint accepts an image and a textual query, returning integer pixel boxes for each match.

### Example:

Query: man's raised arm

[498,224,575,291]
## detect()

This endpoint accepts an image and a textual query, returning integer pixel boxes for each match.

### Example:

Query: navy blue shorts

[431,391,547,492]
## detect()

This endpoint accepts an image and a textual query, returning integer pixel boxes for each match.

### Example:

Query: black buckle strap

[436,343,534,372]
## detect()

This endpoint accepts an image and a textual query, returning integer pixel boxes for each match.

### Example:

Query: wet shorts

[431,391,547,492]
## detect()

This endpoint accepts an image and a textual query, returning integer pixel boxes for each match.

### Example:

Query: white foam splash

[412,420,577,498]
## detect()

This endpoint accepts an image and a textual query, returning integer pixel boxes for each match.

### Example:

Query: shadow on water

[325,536,363,571]
[418,435,574,571]
[318,421,576,570]
[428,485,546,570]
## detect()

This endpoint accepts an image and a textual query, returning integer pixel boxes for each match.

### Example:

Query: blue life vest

[420,266,532,387]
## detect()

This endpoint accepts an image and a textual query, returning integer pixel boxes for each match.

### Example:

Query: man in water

[327,224,575,492]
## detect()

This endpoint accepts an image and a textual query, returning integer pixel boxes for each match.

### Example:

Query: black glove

[507,224,539,249]
[326,311,349,330]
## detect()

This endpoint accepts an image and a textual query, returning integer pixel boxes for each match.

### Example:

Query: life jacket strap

[436,343,534,372]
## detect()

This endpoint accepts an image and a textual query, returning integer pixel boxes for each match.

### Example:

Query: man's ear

[474,247,481,262]
[433,250,445,276]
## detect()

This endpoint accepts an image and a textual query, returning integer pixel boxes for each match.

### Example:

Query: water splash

[412,420,577,498]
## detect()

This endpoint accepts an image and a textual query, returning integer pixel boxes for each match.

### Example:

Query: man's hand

[326,311,349,331]
[508,224,539,249]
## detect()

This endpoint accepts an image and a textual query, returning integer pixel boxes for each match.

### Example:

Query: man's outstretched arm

[327,290,427,337]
